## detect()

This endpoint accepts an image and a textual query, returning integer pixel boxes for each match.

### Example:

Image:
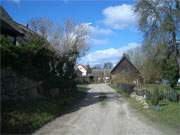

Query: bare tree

[62,19,89,57]
[30,17,53,39]
[127,45,162,83]
[29,18,89,58]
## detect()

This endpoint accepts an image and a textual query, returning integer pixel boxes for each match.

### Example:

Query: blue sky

[1,0,143,66]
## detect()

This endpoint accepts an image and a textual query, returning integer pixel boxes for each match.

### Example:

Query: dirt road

[33,84,169,135]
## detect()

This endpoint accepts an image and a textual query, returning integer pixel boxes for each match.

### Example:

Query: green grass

[128,98,180,130]
[109,84,180,131]
[1,85,88,134]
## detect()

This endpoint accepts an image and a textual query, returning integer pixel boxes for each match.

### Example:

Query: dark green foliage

[1,15,89,134]
[161,54,179,87]
[0,36,77,95]
[1,36,51,80]
[153,43,179,87]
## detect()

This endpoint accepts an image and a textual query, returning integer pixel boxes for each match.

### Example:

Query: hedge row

[1,36,77,97]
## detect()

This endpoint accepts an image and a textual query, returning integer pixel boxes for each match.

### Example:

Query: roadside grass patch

[128,98,180,130]
[2,85,88,134]
[109,84,180,131]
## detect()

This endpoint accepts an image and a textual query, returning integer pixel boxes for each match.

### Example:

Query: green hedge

[0,36,77,96]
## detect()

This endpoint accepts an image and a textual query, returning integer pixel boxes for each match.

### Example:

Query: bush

[0,36,78,98]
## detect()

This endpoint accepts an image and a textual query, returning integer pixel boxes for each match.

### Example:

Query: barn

[111,54,142,85]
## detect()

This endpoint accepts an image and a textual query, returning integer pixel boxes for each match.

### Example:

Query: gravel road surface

[33,84,171,135]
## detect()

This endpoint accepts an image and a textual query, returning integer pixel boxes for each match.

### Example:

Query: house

[75,64,91,77]
[0,6,36,45]
[91,69,111,83]
[111,54,142,85]
[91,69,104,82]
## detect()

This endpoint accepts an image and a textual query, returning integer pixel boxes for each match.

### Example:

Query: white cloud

[89,38,109,46]
[81,23,112,36]
[102,4,137,29]
[81,23,112,46]
[78,42,140,66]
[89,26,112,36]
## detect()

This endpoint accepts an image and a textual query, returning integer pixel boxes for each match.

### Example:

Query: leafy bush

[0,36,77,97]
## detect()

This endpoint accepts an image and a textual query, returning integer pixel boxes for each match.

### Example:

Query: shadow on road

[32,85,125,134]
[68,89,124,114]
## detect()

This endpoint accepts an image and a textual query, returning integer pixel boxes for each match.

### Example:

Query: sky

[1,0,143,67]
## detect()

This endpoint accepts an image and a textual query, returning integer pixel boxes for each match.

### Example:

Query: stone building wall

[1,68,41,101]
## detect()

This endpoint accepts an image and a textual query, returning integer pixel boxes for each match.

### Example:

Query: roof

[0,6,37,41]
[111,55,140,74]
[76,64,92,72]
[0,6,24,36]
[78,64,88,70]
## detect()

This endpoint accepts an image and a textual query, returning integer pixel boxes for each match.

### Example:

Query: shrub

[0,36,78,98]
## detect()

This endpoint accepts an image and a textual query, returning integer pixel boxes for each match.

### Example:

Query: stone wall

[1,68,41,101]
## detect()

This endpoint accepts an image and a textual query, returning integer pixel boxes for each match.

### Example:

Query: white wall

[78,65,87,76]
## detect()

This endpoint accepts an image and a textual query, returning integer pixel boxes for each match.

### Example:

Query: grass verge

[128,98,180,130]
[109,84,180,131]
[1,85,88,134]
